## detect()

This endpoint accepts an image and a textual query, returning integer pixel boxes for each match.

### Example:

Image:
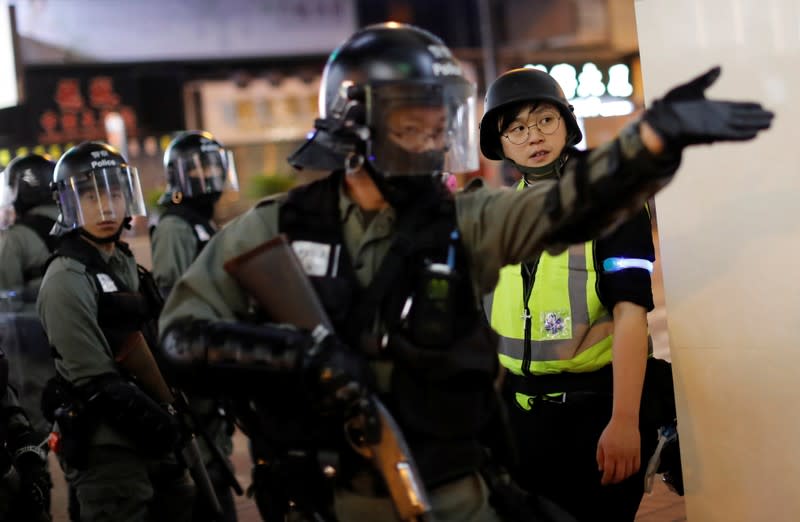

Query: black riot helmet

[160,130,238,206]
[52,141,147,238]
[289,23,479,187]
[0,153,56,228]
[480,67,583,161]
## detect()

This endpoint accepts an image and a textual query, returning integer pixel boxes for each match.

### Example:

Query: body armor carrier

[277,172,499,487]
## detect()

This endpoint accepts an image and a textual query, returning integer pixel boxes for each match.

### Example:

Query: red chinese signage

[37,76,137,144]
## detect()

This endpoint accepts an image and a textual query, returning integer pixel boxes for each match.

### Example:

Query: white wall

[634,1,799,520]
[0,1,19,109]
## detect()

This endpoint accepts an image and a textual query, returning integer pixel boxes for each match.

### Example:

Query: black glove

[303,335,373,414]
[12,434,53,520]
[643,66,774,150]
[82,374,181,457]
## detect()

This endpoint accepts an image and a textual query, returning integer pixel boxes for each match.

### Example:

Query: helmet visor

[366,80,479,176]
[56,166,146,229]
[172,150,239,198]
[0,170,17,229]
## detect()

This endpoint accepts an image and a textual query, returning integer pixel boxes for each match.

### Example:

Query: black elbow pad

[160,319,308,370]
[80,373,179,456]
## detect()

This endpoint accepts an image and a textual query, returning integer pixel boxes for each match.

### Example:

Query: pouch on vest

[405,261,460,349]
[388,321,499,439]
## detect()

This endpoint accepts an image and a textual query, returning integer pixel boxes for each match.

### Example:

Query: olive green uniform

[151,215,204,292]
[0,204,59,309]
[160,124,679,522]
[37,242,194,522]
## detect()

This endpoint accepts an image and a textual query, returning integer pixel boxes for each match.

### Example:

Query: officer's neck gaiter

[181,193,220,220]
[370,169,446,211]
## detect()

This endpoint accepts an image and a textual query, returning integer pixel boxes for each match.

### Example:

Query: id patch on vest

[95,273,119,293]
[538,310,572,339]
[292,240,339,277]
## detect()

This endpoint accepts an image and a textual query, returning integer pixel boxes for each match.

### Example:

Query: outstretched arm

[459,66,772,294]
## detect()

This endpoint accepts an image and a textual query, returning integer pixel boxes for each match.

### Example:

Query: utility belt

[40,374,94,470]
[504,364,614,411]
[506,357,677,425]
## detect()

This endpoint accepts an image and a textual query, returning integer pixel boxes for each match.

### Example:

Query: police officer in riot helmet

[0,153,61,518]
[152,130,238,296]
[151,131,240,522]
[0,153,60,304]
[156,23,772,522]
[37,141,195,522]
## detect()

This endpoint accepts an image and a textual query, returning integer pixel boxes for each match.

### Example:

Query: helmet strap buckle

[345,153,364,174]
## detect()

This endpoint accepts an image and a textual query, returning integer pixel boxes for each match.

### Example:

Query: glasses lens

[506,125,528,145]
[538,113,560,135]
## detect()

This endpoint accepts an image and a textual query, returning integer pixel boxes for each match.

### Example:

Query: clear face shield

[56,166,147,229]
[0,170,17,229]
[172,149,239,198]
[366,79,479,177]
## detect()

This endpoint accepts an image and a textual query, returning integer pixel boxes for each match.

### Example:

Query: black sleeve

[594,206,655,312]
[542,124,681,250]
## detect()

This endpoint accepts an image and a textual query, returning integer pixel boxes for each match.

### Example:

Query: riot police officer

[0,153,60,516]
[0,153,60,304]
[156,23,772,522]
[0,152,59,425]
[36,141,194,522]
[0,152,58,428]
[151,130,238,296]
[151,131,240,522]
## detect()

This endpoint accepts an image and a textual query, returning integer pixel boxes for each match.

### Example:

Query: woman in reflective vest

[480,67,660,522]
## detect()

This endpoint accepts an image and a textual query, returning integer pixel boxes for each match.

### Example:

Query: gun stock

[115,332,226,520]
[225,235,434,522]
[223,234,332,332]
[347,396,433,522]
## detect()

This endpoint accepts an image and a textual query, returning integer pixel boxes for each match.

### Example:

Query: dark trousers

[503,380,659,522]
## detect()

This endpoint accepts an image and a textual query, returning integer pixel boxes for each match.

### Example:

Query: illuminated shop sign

[523,62,636,118]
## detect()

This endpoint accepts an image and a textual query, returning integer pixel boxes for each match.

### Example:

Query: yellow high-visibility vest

[485,181,614,376]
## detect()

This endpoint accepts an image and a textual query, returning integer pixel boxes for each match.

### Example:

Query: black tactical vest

[52,234,160,355]
[276,173,500,487]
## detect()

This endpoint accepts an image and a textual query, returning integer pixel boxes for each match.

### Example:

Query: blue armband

[602,257,653,274]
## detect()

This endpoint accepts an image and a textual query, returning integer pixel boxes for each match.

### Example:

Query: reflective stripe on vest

[485,183,613,375]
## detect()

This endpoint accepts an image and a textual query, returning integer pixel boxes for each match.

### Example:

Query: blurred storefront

[1,0,647,206]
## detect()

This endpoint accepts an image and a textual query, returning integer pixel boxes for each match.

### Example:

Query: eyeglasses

[388,127,449,149]
[501,112,561,145]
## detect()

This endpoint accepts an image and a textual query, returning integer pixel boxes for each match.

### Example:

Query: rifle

[136,264,245,498]
[224,234,434,522]
[115,331,232,520]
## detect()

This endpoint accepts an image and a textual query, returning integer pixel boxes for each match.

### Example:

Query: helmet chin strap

[508,151,569,184]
